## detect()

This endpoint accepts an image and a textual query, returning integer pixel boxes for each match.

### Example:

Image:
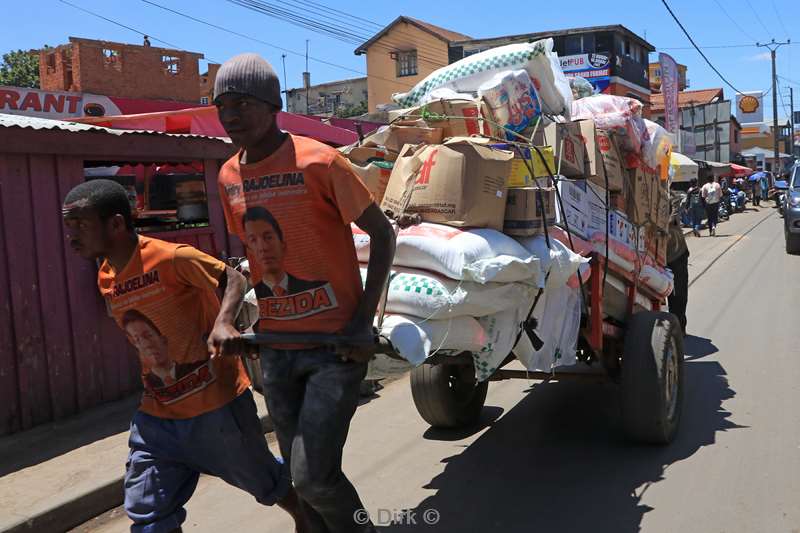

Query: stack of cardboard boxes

[339,95,670,267]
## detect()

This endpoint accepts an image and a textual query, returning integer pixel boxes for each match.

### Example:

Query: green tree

[335,102,368,118]
[0,49,42,88]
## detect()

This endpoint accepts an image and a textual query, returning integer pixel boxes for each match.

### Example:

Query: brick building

[199,64,221,105]
[40,37,206,103]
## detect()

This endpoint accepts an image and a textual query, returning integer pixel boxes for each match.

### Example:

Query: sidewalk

[0,390,271,533]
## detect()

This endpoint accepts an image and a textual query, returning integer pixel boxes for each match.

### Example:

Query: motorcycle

[729,187,746,213]
[772,179,789,217]
[718,199,730,221]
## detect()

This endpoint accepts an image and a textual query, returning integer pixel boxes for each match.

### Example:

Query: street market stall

[670,152,699,182]
[0,113,236,436]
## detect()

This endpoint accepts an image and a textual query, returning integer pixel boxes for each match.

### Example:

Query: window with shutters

[396,50,418,77]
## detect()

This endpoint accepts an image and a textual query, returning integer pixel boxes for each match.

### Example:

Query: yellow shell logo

[739,96,760,114]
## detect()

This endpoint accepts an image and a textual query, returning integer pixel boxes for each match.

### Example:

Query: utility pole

[790,86,795,156]
[305,40,310,114]
[281,54,288,112]
[757,39,791,174]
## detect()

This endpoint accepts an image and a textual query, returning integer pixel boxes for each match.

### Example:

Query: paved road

[75,206,800,533]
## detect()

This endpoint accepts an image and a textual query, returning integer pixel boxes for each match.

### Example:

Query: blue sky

[3,0,799,118]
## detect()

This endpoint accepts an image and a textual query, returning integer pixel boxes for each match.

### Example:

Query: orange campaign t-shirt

[98,236,250,419]
[218,134,373,335]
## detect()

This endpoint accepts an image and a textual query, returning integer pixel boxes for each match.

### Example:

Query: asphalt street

[75,206,800,533]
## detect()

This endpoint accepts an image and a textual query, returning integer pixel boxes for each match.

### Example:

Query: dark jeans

[705,203,719,231]
[667,250,689,334]
[260,348,370,533]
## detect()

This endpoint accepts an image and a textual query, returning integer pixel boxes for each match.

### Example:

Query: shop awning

[702,160,733,177]
[670,152,699,182]
[73,105,359,147]
[730,163,754,177]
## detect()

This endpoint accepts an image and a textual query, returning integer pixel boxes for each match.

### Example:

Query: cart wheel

[410,363,488,429]
[621,311,684,444]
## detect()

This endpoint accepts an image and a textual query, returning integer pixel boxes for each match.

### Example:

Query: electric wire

[660,0,747,96]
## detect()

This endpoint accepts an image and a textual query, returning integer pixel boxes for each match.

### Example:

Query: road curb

[1,410,273,533]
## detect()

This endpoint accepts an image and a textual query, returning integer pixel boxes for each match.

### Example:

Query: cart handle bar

[240,333,397,356]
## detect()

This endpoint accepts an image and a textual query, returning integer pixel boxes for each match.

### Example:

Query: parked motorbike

[718,200,730,221]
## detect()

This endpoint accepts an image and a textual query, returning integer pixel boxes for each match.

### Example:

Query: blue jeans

[124,390,290,533]
[260,348,371,533]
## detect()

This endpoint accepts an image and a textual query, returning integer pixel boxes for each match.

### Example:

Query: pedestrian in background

[686,178,705,237]
[701,177,722,236]
[752,177,761,206]
[760,172,770,203]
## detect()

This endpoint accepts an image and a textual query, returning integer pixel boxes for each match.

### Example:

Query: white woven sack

[353,223,542,285]
[361,265,536,319]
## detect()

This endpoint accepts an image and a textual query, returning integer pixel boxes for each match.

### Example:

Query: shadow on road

[683,335,719,361]
[377,359,740,533]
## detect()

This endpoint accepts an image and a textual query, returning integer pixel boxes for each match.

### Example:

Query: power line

[712,0,758,42]
[778,75,800,87]
[139,0,418,90]
[659,0,746,96]
[224,0,448,69]
[57,0,183,51]
[744,0,773,39]
[771,0,790,40]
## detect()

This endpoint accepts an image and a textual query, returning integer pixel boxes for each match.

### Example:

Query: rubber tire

[785,229,800,255]
[410,363,488,429]
[621,311,684,445]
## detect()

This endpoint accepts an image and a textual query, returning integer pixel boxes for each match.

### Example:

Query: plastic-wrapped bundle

[378,314,487,366]
[392,39,573,118]
[570,94,648,154]
[642,119,674,170]
[478,69,541,140]
[569,76,595,100]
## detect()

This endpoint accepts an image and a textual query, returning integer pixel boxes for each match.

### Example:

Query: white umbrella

[670,152,699,182]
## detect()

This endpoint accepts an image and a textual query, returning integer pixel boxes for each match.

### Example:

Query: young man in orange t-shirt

[62,179,308,533]
[214,53,396,533]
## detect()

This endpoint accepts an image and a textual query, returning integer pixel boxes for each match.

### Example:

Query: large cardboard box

[361,124,444,154]
[503,187,557,236]
[380,137,513,231]
[497,145,557,187]
[583,125,625,192]
[586,182,609,237]
[341,146,398,167]
[625,166,656,225]
[538,121,586,177]
[555,179,589,238]
[348,160,394,204]
[608,210,638,250]
[650,185,670,231]
[390,98,494,139]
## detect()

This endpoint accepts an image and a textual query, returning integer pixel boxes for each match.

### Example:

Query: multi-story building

[40,37,206,104]
[648,61,688,92]
[355,17,472,113]
[356,20,654,112]
[286,77,368,116]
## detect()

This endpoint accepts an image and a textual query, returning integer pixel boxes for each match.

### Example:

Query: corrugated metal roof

[0,113,230,142]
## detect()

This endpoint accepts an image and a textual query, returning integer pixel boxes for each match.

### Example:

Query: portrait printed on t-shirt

[121,309,214,404]
[241,206,338,321]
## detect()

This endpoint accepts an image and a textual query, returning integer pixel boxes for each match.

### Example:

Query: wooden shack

[0,113,238,435]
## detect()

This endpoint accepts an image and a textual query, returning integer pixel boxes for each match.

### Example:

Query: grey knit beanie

[213,53,282,108]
